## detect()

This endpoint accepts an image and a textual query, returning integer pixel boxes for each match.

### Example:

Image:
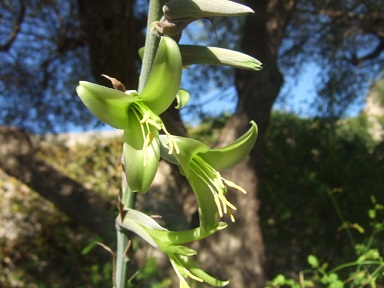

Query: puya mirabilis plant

[76,0,262,287]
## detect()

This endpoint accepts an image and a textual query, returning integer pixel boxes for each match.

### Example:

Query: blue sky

[179,65,363,126]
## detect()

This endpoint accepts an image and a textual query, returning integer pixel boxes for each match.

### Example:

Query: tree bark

[77,0,145,88]
[235,0,297,169]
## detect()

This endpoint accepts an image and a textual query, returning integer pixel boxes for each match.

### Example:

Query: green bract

[160,121,258,231]
[76,36,182,192]
[117,209,229,288]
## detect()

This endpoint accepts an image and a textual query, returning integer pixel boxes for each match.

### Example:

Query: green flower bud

[163,0,253,20]
[154,0,253,36]
[180,45,262,71]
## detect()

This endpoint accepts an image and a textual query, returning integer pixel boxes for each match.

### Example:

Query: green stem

[329,260,383,274]
[115,1,165,287]
[138,0,166,93]
[329,192,356,251]
[115,182,137,288]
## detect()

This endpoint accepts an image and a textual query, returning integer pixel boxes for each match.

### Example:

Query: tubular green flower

[76,36,181,129]
[160,121,258,230]
[117,208,229,288]
[76,36,182,192]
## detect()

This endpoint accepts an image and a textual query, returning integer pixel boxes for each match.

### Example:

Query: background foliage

[260,112,384,278]
[1,111,383,287]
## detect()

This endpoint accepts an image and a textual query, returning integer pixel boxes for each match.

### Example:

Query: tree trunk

[236,0,297,170]
[77,0,144,88]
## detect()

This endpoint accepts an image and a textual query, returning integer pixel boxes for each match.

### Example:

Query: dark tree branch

[0,0,26,51]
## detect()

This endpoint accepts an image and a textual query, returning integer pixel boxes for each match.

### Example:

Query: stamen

[223,178,247,194]
[218,193,237,212]
[142,131,153,166]
[192,156,239,218]
[184,268,203,282]
[215,171,226,189]
[161,124,180,155]
[213,194,223,217]
[228,207,236,222]
[138,107,179,155]
[141,112,162,130]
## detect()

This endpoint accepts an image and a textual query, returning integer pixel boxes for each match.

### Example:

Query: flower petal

[171,254,230,288]
[199,121,258,171]
[123,115,160,192]
[76,81,137,129]
[159,134,209,176]
[188,171,221,231]
[139,36,182,115]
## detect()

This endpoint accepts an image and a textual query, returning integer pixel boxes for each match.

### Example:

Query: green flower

[76,36,182,192]
[160,121,258,231]
[116,208,229,288]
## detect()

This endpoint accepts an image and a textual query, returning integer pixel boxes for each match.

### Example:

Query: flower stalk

[117,0,167,285]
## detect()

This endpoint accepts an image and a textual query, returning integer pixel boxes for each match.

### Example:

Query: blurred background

[1,0,383,287]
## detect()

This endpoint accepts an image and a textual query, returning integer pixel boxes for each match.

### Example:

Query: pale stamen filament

[142,131,153,166]
[185,268,203,282]
[140,109,179,155]
[213,193,223,217]
[223,178,247,194]
[191,155,247,222]
[131,107,153,166]
[192,157,234,217]
[228,207,235,222]
[161,123,180,155]
[131,106,147,141]
[141,112,162,130]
